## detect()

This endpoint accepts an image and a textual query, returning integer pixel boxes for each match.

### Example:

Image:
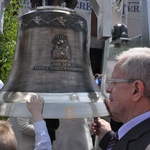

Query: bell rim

[0,91,109,118]
[0,100,109,119]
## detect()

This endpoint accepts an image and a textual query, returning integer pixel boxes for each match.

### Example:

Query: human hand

[92,118,111,140]
[26,95,44,122]
[104,98,121,122]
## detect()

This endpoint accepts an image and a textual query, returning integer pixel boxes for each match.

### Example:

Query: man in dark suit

[92,47,150,150]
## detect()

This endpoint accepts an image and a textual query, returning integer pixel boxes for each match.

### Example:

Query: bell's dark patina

[0,6,108,118]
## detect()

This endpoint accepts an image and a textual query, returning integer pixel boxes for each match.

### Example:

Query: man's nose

[106,86,112,93]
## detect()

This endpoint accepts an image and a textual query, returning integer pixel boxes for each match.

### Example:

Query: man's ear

[132,90,138,95]
[132,80,144,102]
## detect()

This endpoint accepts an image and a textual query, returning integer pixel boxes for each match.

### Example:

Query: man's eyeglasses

[108,78,136,87]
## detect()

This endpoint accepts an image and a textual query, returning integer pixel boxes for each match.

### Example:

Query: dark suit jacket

[100,118,150,150]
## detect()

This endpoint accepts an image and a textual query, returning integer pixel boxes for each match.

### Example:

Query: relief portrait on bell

[52,35,71,59]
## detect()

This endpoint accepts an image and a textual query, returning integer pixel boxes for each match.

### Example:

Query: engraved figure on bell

[55,17,67,27]
[52,35,71,59]
[33,16,42,25]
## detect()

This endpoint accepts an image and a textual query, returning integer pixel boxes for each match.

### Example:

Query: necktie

[107,132,118,150]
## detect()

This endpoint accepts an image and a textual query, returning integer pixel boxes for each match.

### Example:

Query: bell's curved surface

[0,6,108,118]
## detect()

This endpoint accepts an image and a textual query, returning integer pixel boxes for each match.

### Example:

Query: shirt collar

[118,111,150,140]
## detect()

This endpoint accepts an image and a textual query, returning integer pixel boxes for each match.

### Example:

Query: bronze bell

[0,6,108,118]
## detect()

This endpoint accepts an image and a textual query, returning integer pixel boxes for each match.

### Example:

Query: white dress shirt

[34,121,52,150]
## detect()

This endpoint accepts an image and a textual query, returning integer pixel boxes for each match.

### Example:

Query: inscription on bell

[32,63,85,72]
[51,62,71,67]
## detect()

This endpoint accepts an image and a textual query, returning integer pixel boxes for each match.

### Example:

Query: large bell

[0,6,108,118]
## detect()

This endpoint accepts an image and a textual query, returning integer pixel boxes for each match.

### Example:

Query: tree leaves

[0,0,20,82]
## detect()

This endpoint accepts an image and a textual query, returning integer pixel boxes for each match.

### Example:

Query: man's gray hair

[116,47,150,98]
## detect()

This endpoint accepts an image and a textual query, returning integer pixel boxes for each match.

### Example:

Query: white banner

[0,0,4,34]
[75,0,92,51]
[0,0,11,34]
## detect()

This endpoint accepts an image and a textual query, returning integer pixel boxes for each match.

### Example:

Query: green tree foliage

[0,0,20,82]
[0,0,21,119]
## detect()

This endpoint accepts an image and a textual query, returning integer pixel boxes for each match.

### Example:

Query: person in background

[7,117,35,150]
[0,79,4,89]
[92,73,102,149]
[26,95,52,150]
[0,80,18,150]
[92,47,150,150]
[0,120,18,150]
[94,73,102,90]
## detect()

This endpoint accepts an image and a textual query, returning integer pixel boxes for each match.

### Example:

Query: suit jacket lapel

[112,118,150,150]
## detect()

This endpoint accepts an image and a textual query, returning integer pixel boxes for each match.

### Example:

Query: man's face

[106,61,133,122]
